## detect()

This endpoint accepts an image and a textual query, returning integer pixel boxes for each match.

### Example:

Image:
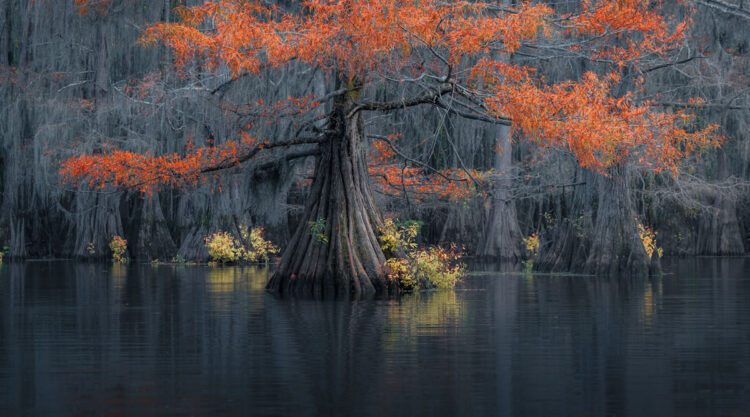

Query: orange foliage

[369,164,485,202]
[73,0,113,16]
[61,0,720,194]
[473,62,721,174]
[221,94,321,119]
[569,0,691,64]
[368,135,483,201]
[138,0,554,76]
[61,135,260,195]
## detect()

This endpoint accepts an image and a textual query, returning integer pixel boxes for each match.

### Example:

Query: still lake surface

[1,259,749,416]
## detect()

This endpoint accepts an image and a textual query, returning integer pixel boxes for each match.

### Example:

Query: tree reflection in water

[1,260,749,417]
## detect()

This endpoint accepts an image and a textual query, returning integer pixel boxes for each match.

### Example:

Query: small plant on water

[378,218,464,291]
[637,221,663,259]
[522,231,540,273]
[240,225,279,262]
[109,235,129,264]
[205,226,279,264]
[171,254,187,264]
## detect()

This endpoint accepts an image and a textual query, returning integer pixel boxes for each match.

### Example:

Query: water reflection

[0,259,749,416]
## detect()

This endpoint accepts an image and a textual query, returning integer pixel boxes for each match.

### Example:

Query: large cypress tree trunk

[0,0,8,67]
[582,167,656,277]
[536,167,660,276]
[477,34,522,262]
[696,149,744,255]
[267,96,391,298]
[135,196,176,261]
[477,123,522,261]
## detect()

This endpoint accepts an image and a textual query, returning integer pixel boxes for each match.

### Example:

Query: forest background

[0,0,749,275]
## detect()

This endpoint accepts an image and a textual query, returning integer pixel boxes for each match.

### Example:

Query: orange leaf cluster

[60,136,259,195]
[73,0,112,16]
[368,135,484,201]
[138,0,554,77]
[474,61,721,174]
[569,0,690,64]
[369,164,484,202]
[123,72,163,99]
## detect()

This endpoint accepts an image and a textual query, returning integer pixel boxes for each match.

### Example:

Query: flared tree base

[267,109,394,298]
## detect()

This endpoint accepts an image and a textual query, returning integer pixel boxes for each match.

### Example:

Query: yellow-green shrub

[522,231,539,272]
[637,222,663,259]
[240,226,279,262]
[205,226,279,264]
[385,257,415,289]
[378,218,419,255]
[206,231,242,263]
[412,246,465,289]
[379,218,464,291]
[109,235,128,264]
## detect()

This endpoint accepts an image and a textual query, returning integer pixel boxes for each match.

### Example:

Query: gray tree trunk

[477,123,522,261]
[697,149,745,254]
[583,168,656,276]
[267,94,391,298]
[94,20,109,102]
[135,196,177,261]
[476,12,522,262]
[0,0,8,67]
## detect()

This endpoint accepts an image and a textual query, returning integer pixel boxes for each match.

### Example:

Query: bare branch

[200,135,324,174]
[693,0,750,20]
[347,85,455,118]
[368,134,462,182]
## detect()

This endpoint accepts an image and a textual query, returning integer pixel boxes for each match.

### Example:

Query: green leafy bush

[307,218,328,244]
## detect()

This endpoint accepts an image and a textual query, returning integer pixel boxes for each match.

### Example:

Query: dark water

[1,259,749,416]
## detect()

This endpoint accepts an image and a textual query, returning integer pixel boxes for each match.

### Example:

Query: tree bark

[0,0,8,67]
[135,196,176,261]
[94,20,109,102]
[536,167,660,276]
[696,149,745,255]
[477,123,522,261]
[266,95,392,298]
[72,190,124,259]
[582,167,656,277]
[477,29,522,262]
